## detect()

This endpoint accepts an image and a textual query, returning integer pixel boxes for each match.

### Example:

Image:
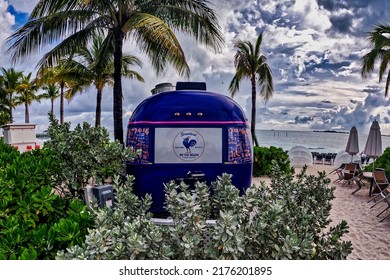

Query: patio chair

[376,192,390,222]
[367,170,390,205]
[324,153,333,165]
[330,163,346,183]
[341,163,359,187]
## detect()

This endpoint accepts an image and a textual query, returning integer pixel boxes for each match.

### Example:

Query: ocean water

[256,129,390,154]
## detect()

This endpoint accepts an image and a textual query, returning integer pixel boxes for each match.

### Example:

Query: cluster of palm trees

[0,34,145,128]
[0,67,43,125]
[6,0,225,144]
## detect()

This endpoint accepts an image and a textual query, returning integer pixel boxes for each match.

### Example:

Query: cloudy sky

[2,0,390,136]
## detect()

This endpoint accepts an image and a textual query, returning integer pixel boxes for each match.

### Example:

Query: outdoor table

[362,172,374,196]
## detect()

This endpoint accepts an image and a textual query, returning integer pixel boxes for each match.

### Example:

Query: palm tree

[229,33,274,147]
[67,35,144,127]
[15,72,43,123]
[37,61,85,124]
[7,0,224,144]
[361,24,390,96]
[40,83,59,117]
[1,67,23,123]
[0,76,11,125]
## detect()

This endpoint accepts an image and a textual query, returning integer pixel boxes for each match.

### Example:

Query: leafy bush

[0,143,92,259]
[364,146,390,178]
[43,116,135,199]
[253,146,291,177]
[57,164,352,260]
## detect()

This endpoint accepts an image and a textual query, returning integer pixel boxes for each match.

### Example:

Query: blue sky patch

[7,5,28,28]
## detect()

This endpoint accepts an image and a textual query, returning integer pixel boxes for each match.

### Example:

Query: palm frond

[361,49,381,78]
[7,10,99,63]
[255,32,263,57]
[386,69,390,97]
[125,13,189,77]
[150,0,224,52]
[379,51,390,82]
[258,62,274,103]
[31,0,80,18]
[229,71,245,98]
[35,22,103,69]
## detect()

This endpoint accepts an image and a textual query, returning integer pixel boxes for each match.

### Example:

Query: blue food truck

[126,82,253,212]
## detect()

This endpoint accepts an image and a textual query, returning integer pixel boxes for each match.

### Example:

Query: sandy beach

[252,164,390,260]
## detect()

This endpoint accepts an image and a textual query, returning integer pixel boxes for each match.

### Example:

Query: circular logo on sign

[173,129,205,161]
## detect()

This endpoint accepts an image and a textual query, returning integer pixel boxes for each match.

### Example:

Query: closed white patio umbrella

[364,120,382,169]
[345,126,359,162]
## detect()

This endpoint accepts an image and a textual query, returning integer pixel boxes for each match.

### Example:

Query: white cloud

[0,0,14,65]
[292,0,332,31]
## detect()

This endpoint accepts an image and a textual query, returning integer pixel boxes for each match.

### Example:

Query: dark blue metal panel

[129,90,247,123]
[126,162,252,212]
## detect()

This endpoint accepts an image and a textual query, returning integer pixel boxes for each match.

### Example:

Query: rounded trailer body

[126,83,253,212]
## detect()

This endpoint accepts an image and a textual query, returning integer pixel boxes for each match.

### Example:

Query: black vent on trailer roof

[176,82,206,91]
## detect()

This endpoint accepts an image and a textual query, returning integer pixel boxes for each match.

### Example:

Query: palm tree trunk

[251,77,259,147]
[60,83,64,124]
[95,87,102,127]
[50,98,54,117]
[9,92,13,123]
[113,30,124,144]
[25,101,29,123]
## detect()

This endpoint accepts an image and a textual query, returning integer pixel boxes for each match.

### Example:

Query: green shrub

[253,146,291,176]
[0,143,92,259]
[364,146,390,178]
[43,116,135,199]
[57,165,352,260]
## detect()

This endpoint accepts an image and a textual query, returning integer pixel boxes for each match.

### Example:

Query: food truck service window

[155,128,222,164]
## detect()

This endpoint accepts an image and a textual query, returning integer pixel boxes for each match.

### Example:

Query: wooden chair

[330,163,346,183]
[341,163,358,187]
[367,170,389,204]
[367,170,390,210]
[375,189,390,222]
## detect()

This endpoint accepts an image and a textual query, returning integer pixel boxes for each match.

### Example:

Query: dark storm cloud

[318,0,390,35]
[328,14,354,34]
[303,51,350,74]
[294,116,314,124]
[317,0,372,12]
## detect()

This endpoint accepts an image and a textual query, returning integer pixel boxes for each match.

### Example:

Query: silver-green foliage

[56,165,352,260]
[43,116,134,199]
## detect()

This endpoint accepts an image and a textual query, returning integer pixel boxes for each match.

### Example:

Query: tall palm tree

[229,33,274,147]
[361,24,390,96]
[0,76,10,125]
[37,61,85,124]
[7,0,224,144]
[15,72,43,123]
[40,83,59,117]
[1,67,23,123]
[67,35,144,127]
